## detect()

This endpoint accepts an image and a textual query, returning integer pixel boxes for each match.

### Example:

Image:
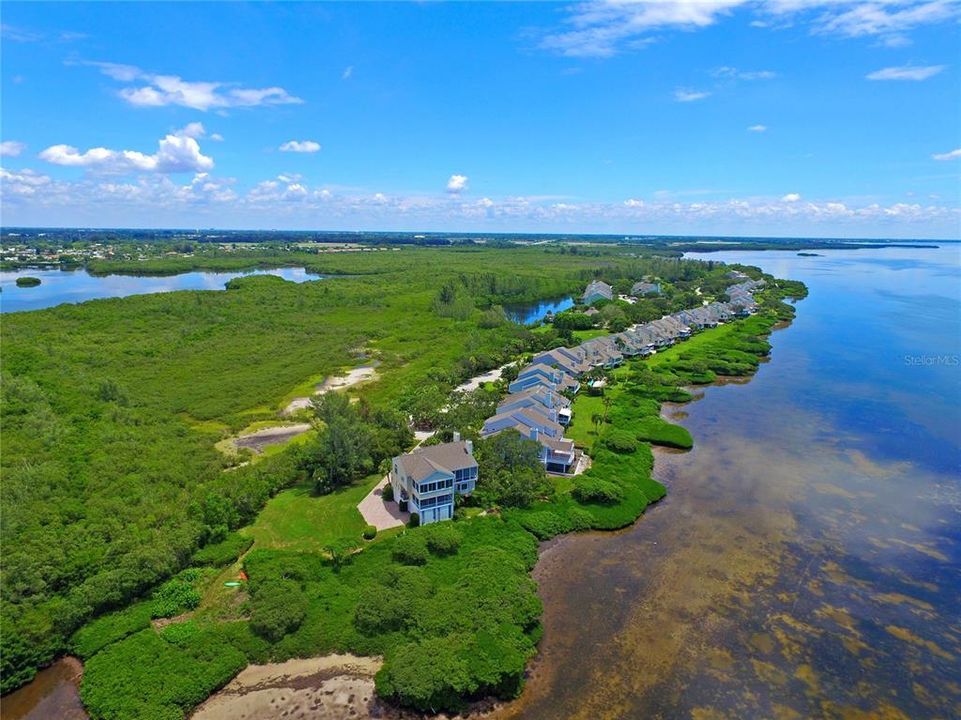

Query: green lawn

[646,322,738,368]
[566,393,609,448]
[241,473,382,552]
[572,328,609,341]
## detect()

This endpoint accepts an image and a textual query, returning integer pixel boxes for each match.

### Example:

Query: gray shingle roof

[396,441,476,483]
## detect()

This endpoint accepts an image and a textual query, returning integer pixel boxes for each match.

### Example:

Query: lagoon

[494,245,961,719]
[0,267,326,313]
[504,296,574,325]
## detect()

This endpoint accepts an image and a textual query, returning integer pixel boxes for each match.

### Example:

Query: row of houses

[582,278,663,306]
[389,277,766,525]
[577,279,766,367]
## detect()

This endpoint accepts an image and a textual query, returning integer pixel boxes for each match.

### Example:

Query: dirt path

[453,362,513,393]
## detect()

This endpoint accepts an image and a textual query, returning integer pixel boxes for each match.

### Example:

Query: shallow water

[494,245,961,720]
[0,266,326,313]
[0,658,87,720]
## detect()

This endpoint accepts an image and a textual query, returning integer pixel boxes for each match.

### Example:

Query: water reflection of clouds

[1,267,325,313]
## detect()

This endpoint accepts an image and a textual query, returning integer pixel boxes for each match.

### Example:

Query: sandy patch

[191,655,384,720]
[284,365,380,415]
[454,362,514,393]
[233,423,312,453]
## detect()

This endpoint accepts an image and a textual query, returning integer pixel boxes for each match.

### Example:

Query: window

[417,477,454,495]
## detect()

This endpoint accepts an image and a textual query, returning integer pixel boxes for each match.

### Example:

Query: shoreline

[193,294,801,720]
[8,273,804,719]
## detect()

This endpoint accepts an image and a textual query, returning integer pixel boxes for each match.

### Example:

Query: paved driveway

[358,478,409,531]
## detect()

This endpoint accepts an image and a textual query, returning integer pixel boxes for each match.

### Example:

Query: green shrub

[159,620,199,645]
[635,417,693,449]
[408,512,420,528]
[363,524,378,540]
[566,507,595,531]
[392,533,429,565]
[249,579,307,642]
[80,627,247,720]
[191,532,254,567]
[572,477,625,505]
[382,483,394,502]
[603,429,638,453]
[69,601,154,659]
[424,523,462,556]
[151,573,202,619]
[354,566,435,635]
[515,511,569,540]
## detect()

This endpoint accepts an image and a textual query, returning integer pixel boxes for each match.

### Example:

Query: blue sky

[1,1,959,238]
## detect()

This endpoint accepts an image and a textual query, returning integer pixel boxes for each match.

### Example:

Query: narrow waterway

[0,658,87,720]
[493,245,961,719]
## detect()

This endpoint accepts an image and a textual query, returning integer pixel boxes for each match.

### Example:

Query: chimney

[465,439,473,455]
[453,430,461,442]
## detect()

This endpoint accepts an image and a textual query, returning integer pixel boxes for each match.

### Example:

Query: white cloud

[541,1,748,57]
[712,66,777,80]
[541,1,960,57]
[446,174,469,193]
[932,148,961,161]
[3,173,957,238]
[0,140,26,157]
[799,0,960,39]
[179,122,207,139]
[0,167,51,195]
[748,124,768,132]
[878,33,912,47]
[782,193,802,202]
[674,88,711,102]
[279,140,321,153]
[866,64,945,80]
[209,133,224,142]
[38,125,214,174]
[77,61,303,111]
[342,66,353,80]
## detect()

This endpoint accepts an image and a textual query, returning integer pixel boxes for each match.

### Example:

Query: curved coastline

[2,257,806,719]
[190,281,808,719]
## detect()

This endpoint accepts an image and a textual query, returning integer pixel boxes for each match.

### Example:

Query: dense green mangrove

[0,245,805,717]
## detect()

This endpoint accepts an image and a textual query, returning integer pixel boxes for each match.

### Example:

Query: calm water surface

[0,266,325,313]
[504,296,574,325]
[494,246,961,720]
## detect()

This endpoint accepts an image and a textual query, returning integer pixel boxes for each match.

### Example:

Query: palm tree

[591,412,604,437]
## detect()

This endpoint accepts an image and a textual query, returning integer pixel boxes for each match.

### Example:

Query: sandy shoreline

[191,655,385,720]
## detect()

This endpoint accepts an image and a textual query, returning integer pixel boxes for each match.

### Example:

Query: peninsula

[1,244,806,718]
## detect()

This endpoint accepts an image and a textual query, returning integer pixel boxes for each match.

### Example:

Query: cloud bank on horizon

[1,1,959,238]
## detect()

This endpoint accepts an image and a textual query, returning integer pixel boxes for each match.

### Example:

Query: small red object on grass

[239,570,248,582]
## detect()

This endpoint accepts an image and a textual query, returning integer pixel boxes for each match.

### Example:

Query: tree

[473,430,553,508]
[249,580,307,641]
[591,412,604,436]
[324,540,358,572]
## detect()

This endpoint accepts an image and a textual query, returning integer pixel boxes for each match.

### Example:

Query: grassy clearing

[241,475,381,553]
[567,394,607,447]
[572,328,609,341]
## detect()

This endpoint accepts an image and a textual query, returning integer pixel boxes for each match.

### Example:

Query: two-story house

[389,439,478,525]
